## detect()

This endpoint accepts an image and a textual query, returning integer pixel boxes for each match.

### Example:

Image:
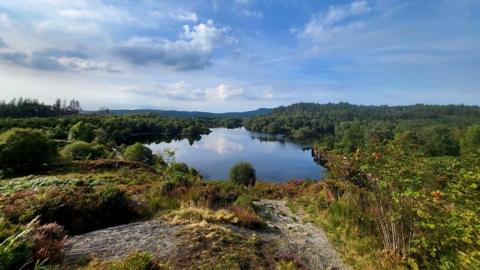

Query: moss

[80,252,169,270]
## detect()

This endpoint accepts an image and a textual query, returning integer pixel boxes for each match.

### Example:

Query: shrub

[123,143,153,164]
[32,223,67,263]
[234,194,256,211]
[68,121,96,142]
[60,141,106,160]
[421,125,460,156]
[461,124,480,155]
[229,162,256,187]
[168,172,192,188]
[276,251,307,270]
[189,185,238,209]
[32,186,138,234]
[230,206,264,229]
[96,187,133,224]
[0,128,58,176]
[93,128,109,144]
[169,162,190,173]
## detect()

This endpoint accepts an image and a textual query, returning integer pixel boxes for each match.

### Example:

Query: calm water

[148,128,324,182]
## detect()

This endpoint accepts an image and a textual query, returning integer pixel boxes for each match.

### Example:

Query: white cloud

[168,10,198,22]
[0,46,119,73]
[56,57,120,72]
[127,81,206,101]
[117,20,235,70]
[149,10,198,22]
[298,1,371,50]
[124,81,285,102]
[27,3,132,35]
[207,84,244,100]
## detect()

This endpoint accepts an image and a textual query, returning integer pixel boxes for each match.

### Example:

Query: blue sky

[0,0,479,111]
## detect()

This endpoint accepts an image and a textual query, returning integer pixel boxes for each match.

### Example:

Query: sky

[0,0,479,112]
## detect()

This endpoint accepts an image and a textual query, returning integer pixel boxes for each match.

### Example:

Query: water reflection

[148,127,324,182]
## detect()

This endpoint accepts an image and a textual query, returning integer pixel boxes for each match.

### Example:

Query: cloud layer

[117,20,234,70]
[0,0,479,111]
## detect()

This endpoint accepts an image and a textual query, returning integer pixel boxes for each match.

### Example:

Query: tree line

[0,98,81,118]
[244,102,480,156]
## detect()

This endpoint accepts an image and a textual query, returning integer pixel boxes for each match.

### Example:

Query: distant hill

[86,108,272,118]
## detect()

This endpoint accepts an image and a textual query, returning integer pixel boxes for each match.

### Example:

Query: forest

[244,102,480,156]
[0,98,81,118]
[0,100,479,270]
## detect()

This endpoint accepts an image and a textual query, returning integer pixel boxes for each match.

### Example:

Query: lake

[148,127,325,182]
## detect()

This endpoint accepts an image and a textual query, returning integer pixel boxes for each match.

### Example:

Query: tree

[229,162,256,187]
[123,143,153,164]
[68,121,96,142]
[60,141,106,160]
[335,120,365,152]
[422,125,460,156]
[0,128,58,175]
[461,124,480,155]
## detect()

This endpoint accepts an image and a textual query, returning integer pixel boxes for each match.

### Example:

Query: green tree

[229,162,256,187]
[123,143,153,164]
[0,128,58,176]
[93,128,109,144]
[461,124,480,155]
[60,141,106,160]
[335,120,365,152]
[422,125,460,156]
[67,121,96,142]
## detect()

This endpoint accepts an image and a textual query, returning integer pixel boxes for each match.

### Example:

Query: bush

[229,162,256,187]
[60,141,106,160]
[68,121,96,142]
[32,223,67,263]
[421,125,460,156]
[230,206,264,229]
[169,162,190,173]
[0,128,58,176]
[461,124,480,155]
[32,186,138,234]
[96,187,134,226]
[234,194,256,211]
[123,143,153,164]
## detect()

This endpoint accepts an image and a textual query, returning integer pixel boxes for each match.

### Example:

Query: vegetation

[287,133,480,269]
[81,252,167,270]
[0,128,58,176]
[229,162,256,187]
[123,143,154,164]
[460,124,480,156]
[1,100,479,269]
[0,114,222,146]
[60,141,107,161]
[245,102,480,156]
[0,159,275,268]
[0,98,81,118]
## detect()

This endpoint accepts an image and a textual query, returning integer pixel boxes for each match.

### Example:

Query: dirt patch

[255,200,350,270]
